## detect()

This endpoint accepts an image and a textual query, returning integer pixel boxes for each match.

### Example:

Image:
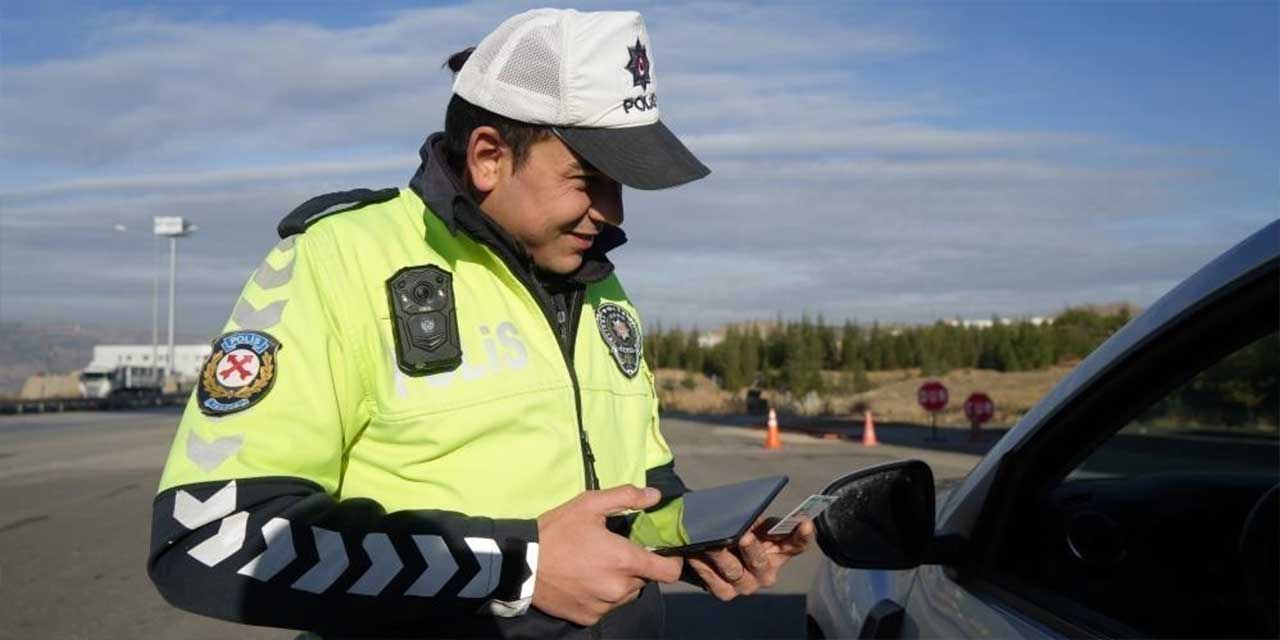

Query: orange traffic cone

[862,409,878,447]
[764,408,782,450]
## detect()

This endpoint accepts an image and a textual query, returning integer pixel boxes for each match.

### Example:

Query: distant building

[696,332,723,348]
[944,316,1053,329]
[84,345,212,381]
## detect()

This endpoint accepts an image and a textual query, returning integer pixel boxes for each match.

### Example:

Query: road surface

[0,408,981,639]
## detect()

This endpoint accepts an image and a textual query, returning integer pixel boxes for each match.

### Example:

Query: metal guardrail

[0,393,190,415]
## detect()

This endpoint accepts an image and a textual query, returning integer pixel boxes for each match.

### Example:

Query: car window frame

[956,260,1279,637]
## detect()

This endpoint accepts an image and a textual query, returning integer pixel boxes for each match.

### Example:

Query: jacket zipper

[474,238,600,491]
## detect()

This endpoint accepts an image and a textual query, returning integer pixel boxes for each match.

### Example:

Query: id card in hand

[765,495,836,537]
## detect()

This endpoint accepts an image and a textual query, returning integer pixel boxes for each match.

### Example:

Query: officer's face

[472,132,624,274]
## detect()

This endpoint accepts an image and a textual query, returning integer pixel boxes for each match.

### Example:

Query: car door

[904,245,1277,638]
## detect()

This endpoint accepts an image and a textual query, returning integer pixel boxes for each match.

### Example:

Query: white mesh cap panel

[489,22,564,123]
[496,24,563,102]
[453,9,659,128]
[454,10,564,124]
[460,11,525,79]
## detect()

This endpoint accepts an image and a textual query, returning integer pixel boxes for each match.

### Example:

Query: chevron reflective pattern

[188,511,248,567]
[251,241,297,289]
[173,480,237,530]
[231,298,287,331]
[292,527,349,594]
[485,541,539,618]
[168,481,526,602]
[348,533,403,596]
[185,431,243,472]
[406,534,458,597]
[237,517,295,581]
[459,537,502,598]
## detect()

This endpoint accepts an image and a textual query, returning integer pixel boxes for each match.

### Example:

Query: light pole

[154,217,197,389]
[112,224,162,387]
[152,232,160,386]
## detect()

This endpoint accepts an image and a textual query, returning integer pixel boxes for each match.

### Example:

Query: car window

[1067,331,1278,479]
[1006,330,1278,638]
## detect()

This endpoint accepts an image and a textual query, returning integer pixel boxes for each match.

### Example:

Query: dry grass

[654,364,1078,427]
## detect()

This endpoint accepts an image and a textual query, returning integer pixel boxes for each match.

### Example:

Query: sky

[0,0,1276,337]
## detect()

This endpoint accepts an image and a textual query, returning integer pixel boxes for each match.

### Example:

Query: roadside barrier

[0,393,189,415]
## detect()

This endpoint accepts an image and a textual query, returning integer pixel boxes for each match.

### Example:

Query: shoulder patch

[198,331,281,416]
[276,187,400,238]
[596,303,642,378]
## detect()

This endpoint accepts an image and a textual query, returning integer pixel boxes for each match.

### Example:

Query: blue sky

[0,1,1275,335]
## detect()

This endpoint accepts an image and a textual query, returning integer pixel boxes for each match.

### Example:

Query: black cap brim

[554,120,710,190]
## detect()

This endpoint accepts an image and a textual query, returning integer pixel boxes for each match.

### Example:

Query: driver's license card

[766,495,837,537]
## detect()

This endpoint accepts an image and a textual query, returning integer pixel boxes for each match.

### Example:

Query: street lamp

[111,224,163,388]
[154,216,197,388]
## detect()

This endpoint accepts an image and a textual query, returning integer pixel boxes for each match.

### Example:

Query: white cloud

[0,2,1265,335]
[1,157,409,200]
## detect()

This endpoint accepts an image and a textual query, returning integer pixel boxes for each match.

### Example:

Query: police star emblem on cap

[624,38,651,91]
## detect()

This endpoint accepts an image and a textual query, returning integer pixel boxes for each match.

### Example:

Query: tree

[719,328,746,391]
[840,321,864,371]
[683,329,704,375]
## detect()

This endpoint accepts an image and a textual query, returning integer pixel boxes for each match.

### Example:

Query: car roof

[938,219,1280,532]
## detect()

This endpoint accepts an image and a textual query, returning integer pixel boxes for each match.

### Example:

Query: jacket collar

[408,132,625,285]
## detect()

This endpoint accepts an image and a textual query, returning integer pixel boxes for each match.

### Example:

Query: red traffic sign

[917,380,949,413]
[964,392,995,425]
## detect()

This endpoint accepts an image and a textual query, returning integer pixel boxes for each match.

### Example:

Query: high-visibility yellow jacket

[148,135,685,639]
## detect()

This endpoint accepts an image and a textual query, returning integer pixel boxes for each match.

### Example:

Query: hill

[0,322,206,396]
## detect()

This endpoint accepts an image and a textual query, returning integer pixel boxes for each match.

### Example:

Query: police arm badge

[198,330,281,416]
[595,302,642,378]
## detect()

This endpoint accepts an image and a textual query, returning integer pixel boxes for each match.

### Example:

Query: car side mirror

[815,460,944,569]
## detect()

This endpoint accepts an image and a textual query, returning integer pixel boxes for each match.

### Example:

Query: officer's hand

[685,516,815,601]
[534,485,684,626]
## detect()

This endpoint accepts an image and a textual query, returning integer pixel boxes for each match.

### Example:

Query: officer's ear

[466,126,508,194]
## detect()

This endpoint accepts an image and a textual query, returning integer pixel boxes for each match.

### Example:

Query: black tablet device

[629,475,789,556]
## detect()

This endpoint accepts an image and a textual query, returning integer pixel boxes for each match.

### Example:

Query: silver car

[807,221,1278,639]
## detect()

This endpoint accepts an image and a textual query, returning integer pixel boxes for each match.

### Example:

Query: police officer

[148,8,812,638]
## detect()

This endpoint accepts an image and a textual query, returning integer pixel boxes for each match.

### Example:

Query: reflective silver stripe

[348,533,403,596]
[231,298,287,331]
[188,511,249,567]
[291,527,349,594]
[406,534,458,597]
[485,541,537,617]
[459,537,502,598]
[251,252,296,290]
[172,480,236,530]
[185,431,242,472]
[238,517,296,581]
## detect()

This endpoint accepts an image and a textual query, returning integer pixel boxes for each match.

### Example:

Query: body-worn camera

[386,265,462,375]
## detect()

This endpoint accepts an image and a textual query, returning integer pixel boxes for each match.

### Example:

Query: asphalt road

[0,409,981,640]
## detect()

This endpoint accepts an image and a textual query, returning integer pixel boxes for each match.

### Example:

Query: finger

[737,531,770,575]
[704,548,745,583]
[705,548,759,595]
[794,519,816,548]
[764,519,817,556]
[630,549,684,584]
[777,519,817,555]
[688,556,738,602]
[583,485,661,517]
[754,516,782,537]
[604,577,648,604]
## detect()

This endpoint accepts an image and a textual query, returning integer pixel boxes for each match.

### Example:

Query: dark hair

[443,48,553,177]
